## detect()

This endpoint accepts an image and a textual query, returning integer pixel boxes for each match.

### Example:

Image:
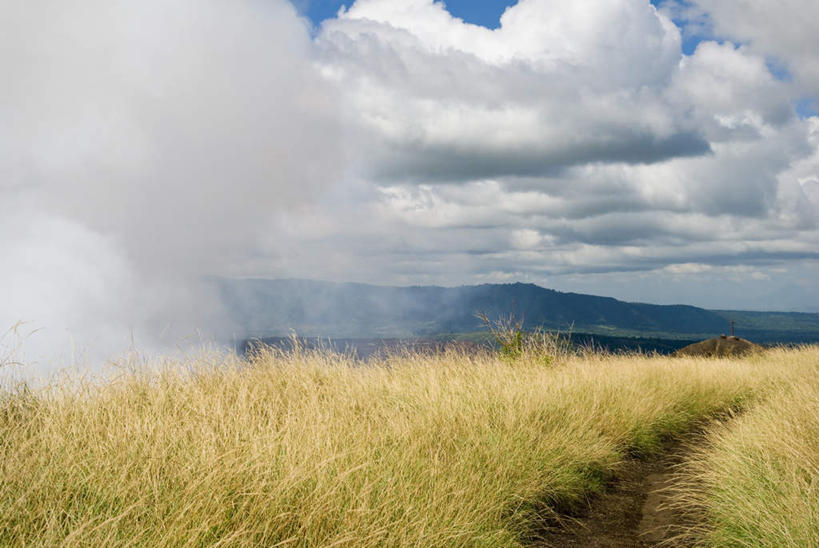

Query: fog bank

[0,0,344,375]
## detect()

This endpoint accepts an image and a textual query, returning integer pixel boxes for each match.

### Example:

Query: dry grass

[674,348,819,547]
[1,346,816,546]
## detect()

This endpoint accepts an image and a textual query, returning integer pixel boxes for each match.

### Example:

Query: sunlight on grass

[677,351,819,547]
[1,346,816,545]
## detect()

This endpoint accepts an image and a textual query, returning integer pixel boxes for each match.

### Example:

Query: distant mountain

[214,278,819,344]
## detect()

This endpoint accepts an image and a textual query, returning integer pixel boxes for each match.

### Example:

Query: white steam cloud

[0,0,344,374]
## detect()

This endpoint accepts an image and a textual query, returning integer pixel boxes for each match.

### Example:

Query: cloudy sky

[1,0,818,368]
[286,0,819,310]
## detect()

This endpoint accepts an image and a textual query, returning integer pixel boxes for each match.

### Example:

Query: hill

[213,278,819,344]
[674,335,764,358]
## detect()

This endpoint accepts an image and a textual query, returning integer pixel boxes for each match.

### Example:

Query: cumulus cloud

[317,0,711,181]
[689,0,819,96]
[269,0,818,309]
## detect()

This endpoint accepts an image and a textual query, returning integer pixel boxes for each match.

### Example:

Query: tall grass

[676,349,819,547]
[1,347,816,546]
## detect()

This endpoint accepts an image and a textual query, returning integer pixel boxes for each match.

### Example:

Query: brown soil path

[537,444,692,547]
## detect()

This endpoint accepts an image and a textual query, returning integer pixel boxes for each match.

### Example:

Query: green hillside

[215,278,819,344]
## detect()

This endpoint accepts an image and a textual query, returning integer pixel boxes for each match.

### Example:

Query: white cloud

[284,0,819,311]
[318,0,708,182]
[339,0,681,81]
[690,0,819,96]
[669,41,793,135]
[292,1,818,296]
[510,229,545,250]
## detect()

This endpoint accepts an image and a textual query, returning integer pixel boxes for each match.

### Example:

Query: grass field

[678,354,819,547]
[1,346,817,546]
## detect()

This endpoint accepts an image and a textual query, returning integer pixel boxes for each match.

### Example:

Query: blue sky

[297,0,706,51]
[299,0,519,30]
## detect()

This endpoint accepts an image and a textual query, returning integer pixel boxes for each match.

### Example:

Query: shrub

[476,312,567,365]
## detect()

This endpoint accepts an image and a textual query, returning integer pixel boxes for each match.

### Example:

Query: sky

[1,0,818,373]
[297,0,517,30]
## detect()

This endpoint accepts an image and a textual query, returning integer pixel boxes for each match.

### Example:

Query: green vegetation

[679,356,819,546]
[713,310,819,342]
[218,279,819,344]
[476,312,567,365]
[2,346,817,545]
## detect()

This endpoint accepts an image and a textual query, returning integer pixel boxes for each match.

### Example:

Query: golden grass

[1,346,816,546]
[676,349,819,547]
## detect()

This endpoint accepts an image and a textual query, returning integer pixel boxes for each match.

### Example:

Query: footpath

[539,441,695,547]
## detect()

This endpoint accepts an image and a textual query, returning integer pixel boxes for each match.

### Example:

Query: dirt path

[538,444,692,547]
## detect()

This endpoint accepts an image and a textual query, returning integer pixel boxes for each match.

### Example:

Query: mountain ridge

[214,278,819,343]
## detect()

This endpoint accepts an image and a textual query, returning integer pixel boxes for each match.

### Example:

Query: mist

[0,0,345,375]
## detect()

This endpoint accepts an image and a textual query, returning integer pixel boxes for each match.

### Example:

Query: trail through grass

[675,351,819,547]
[1,347,816,546]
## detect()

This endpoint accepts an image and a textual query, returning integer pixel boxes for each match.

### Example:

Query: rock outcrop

[673,335,764,358]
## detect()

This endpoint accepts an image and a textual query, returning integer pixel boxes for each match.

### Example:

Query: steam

[0,0,344,374]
